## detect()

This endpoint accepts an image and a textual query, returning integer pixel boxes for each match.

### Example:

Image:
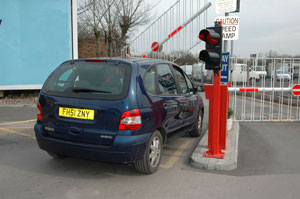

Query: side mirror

[197,85,203,92]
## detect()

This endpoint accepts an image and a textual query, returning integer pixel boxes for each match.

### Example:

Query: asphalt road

[0,99,300,199]
[231,122,300,176]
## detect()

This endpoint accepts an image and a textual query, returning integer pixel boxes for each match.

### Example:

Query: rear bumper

[34,123,149,163]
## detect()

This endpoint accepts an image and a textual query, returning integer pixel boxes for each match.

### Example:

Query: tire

[189,110,203,137]
[134,130,163,174]
[249,78,256,85]
[47,152,66,159]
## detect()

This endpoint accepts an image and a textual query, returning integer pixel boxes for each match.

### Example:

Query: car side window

[173,66,188,94]
[185,74,194,94]
[157,64,177,95]
[143,67,156,94]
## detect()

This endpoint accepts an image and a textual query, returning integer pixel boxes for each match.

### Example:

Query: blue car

[35,58,204,174]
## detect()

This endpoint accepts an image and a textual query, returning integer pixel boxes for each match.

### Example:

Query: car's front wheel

[249,78,256,85]
[134,130,163,174]
[189,110,203,137]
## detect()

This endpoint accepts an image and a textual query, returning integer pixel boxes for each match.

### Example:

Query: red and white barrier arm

[151,2,212,51]
[228,87,292,92]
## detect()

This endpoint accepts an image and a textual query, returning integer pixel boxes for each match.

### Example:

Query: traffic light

[199,23,223,72]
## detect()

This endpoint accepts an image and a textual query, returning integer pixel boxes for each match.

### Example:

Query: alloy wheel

[149,136,161,168]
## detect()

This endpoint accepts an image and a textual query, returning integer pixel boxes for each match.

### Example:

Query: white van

[231,64,260,84]
[252,66,267,78]
[192,63,212,82]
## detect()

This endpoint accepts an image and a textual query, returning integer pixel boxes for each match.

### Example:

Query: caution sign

[215,16,239,40]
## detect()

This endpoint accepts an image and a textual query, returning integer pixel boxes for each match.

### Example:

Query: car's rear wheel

[189,110,203,137]
[134,130,163,174]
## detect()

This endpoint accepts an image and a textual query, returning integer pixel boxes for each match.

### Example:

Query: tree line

[78,0,152,57]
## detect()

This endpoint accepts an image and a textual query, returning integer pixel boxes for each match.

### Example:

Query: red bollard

[220,81,231,149]
[204,71,229,158]
[204,71,224,158]
[219,85,228,150]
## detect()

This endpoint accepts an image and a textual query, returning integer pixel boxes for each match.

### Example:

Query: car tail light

[118,109,141,130]
[85,59,105,62]
[37,103,43,121]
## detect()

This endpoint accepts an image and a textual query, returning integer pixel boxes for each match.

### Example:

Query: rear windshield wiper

[72,88,111,93]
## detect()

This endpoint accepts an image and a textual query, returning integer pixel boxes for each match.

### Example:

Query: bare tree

[115,0,152,54]
[78,0,118,56]
[78,0,152,57]
[265,49,278,58]
[170,51,198,66]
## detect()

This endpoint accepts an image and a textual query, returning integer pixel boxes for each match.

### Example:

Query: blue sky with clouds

[144,0,300,57]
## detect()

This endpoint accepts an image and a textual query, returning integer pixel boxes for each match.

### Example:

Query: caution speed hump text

[215,16,239,40]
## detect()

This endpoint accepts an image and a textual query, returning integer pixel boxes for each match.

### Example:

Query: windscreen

[255,66,265,71]
[277,71,287,74]
[42,61,131,100]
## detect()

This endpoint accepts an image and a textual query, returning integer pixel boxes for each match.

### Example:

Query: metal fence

[121,0,210,61]
[122,0,300,122]
[228,57,300,121]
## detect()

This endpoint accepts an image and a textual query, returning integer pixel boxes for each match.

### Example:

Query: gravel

[0,91,39,104]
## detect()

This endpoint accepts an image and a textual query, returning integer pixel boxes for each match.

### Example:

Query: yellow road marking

[7,127,34,129]
[273,120,295,123]
[0,127,35,140]
[0,119,36,126]
[160,139,192,169]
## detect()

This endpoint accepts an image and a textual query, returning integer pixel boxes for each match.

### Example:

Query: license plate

[59,107,95,120]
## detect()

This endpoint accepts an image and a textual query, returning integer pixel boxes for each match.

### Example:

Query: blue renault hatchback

[35,58,204,174]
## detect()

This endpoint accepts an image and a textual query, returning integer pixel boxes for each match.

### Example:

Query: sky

[142,0,300,57]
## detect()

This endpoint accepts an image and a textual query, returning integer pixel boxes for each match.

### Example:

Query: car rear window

[42,61,131,100]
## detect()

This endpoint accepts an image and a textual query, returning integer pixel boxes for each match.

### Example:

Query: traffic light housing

[199,23,223,72]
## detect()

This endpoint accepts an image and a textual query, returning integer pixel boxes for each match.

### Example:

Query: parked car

[230,64,260,84]
[34,58,204,174]
[252,66,267,78]
[276,70,291,81]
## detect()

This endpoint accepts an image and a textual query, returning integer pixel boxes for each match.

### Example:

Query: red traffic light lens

[199,32,206,41]
[199,30,208,41]
[199,29,220,45]
[207,34,218,45]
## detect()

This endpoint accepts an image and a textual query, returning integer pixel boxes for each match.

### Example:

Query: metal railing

[121,0,209,61]
[228,57,300,121]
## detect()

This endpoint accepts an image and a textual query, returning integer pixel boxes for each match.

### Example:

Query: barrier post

[205,71,224,158]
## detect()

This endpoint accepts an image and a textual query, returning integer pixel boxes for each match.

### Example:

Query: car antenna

[70,56,75,65]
